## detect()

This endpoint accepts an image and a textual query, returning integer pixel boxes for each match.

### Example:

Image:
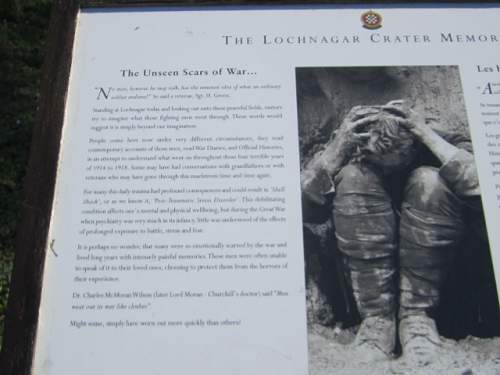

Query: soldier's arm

[415,126,480,197]
[301,106,379,194]
[300,107,379,222]
[383,101,480,197]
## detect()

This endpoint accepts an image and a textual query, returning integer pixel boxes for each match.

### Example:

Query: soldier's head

[354,112,419,172]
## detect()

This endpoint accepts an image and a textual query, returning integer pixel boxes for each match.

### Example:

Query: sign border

[2,1,500,375]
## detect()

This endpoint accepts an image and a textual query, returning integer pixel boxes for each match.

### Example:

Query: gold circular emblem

[361,10,382,30]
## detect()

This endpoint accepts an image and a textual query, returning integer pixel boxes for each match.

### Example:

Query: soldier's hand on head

[382,100,426,137]
[346,105,381,122]
[336,105,379,154]
[382,100,464,166]
[317,105,380,181]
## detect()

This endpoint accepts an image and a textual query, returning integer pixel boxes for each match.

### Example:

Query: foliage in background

[0,0,52,349]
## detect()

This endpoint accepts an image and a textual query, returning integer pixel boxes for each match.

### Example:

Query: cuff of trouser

[439,149,480,197]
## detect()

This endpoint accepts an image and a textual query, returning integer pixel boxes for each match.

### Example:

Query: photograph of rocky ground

[308,326,500,375]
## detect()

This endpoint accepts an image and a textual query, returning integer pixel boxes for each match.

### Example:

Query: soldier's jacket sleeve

[300,142,337,223]
[437,130,481,197]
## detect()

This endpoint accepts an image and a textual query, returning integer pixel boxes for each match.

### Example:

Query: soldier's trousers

[333,163,466,318]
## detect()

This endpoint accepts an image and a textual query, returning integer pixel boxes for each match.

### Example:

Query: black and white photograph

[297,66,500,374]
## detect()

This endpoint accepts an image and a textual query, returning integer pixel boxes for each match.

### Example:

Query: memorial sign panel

[1,2,500,375]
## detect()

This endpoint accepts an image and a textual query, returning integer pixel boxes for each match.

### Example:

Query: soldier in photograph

[301,100,483,366]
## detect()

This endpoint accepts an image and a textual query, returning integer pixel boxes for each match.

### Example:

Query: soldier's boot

[398,314,442,367]
[398,167,464,366]
[333,163,398,361]
[354,314,396,362]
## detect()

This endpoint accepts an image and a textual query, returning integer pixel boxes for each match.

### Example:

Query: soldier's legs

[398,166,465,365]
[333,163,398,361]
[399,166,465,318]
[333,163,397,319]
